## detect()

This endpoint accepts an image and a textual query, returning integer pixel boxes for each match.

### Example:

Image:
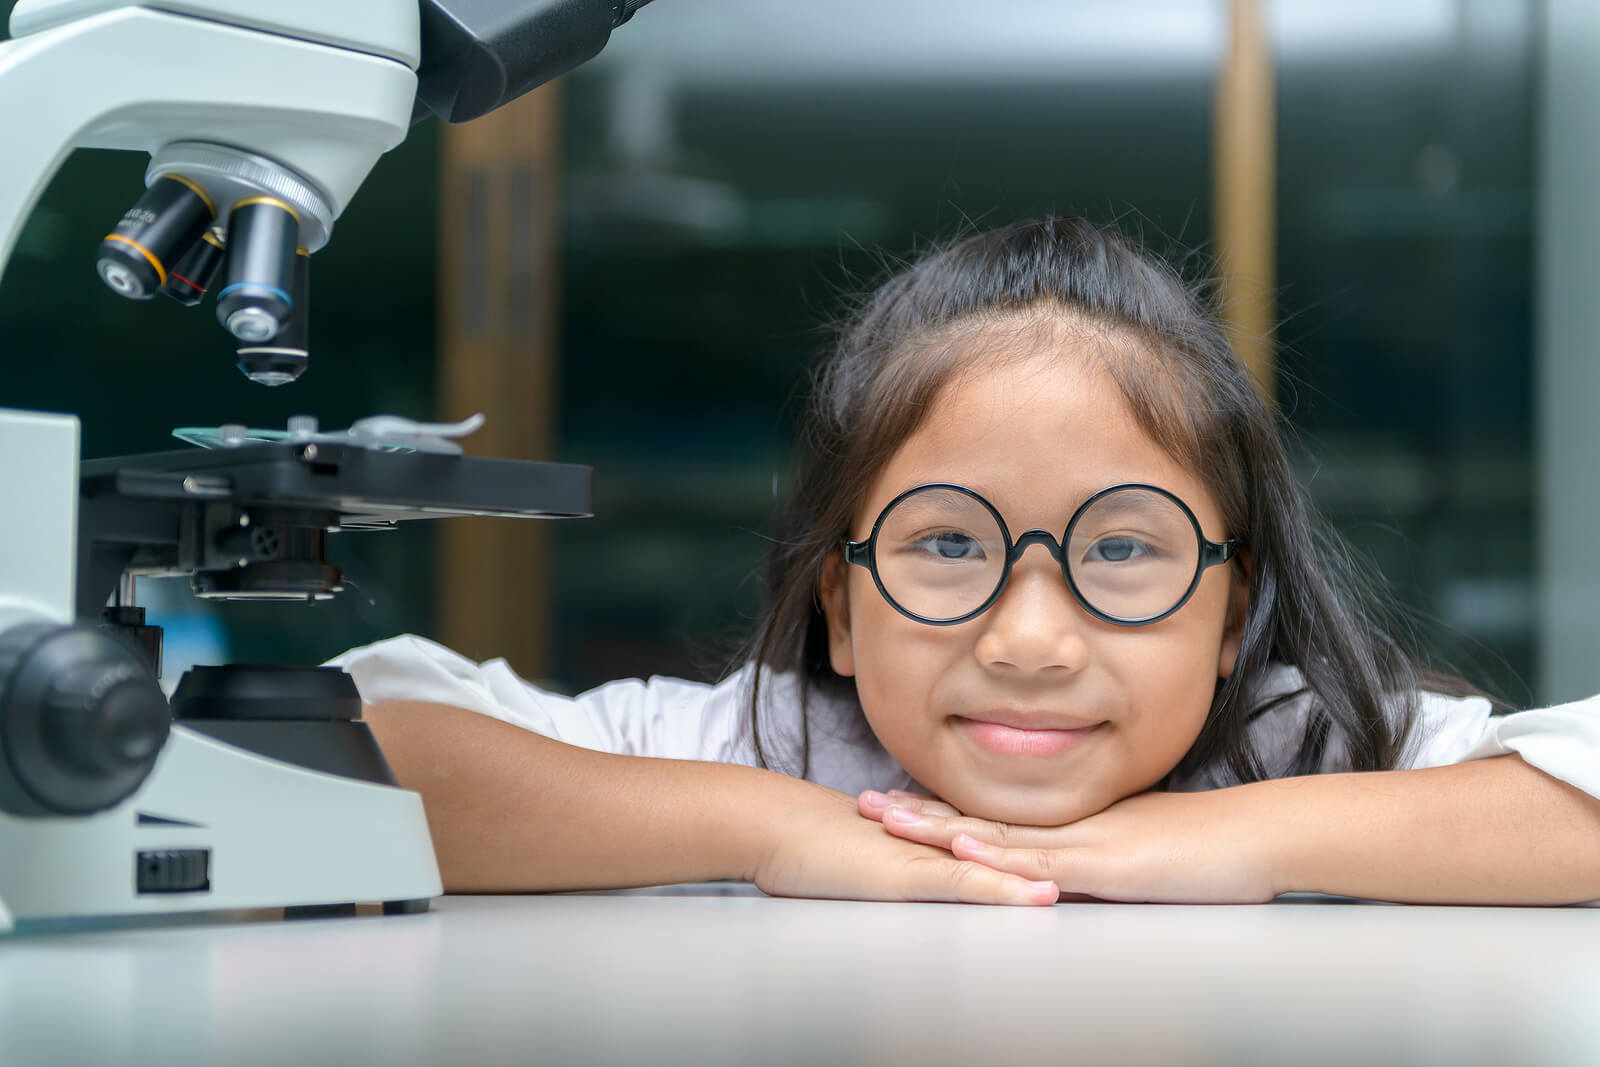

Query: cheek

[1116,586,1233,743]
[1118,642,1214,732]
[851,633,931,710]
[845,576,958,738]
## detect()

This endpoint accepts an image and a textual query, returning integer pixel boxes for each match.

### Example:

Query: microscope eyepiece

[95,175,215,300]
[216,198,300,342]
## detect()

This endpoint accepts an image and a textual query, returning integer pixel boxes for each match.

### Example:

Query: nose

[972,541,1090,674]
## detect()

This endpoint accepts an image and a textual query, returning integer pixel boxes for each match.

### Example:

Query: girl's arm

[859,754,1600,905]
[1265,754,1600,903]
[363,700,1059,904]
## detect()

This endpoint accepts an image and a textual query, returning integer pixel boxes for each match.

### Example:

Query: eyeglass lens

[871,486,1203,622]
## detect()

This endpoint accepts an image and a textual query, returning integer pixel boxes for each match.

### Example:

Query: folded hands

[857,786,1282,904]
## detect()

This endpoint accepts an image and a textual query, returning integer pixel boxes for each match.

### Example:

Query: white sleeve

[325,633,758,765]
[1408,689,1600,800]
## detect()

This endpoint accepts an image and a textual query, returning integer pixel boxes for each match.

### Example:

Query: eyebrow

[885,482,1186,528]
[1078,491,1180,523]
[884,487,991,520]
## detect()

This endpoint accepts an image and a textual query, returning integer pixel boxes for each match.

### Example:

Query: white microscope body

[0,1,454,932]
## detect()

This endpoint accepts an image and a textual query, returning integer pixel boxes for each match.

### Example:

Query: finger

[903,857,1058,907]
[950,833,1077,888]
[880,807,1062,851]
[887,790,963,818]
[857,790,897,819]
[858,791,961,820]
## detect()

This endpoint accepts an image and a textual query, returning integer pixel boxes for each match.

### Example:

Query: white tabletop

[3,885,1598,1066]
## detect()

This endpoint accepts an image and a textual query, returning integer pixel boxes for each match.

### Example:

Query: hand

[751,780,1059,906]
[858,787,1282,904]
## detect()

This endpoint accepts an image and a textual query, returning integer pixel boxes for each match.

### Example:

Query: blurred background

[4,0,1594,707]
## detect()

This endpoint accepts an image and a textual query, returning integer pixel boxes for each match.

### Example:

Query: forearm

[363,700,800,893]
[1265,754,1600,905]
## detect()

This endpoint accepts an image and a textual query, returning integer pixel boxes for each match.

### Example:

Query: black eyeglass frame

[842,482,1237,627]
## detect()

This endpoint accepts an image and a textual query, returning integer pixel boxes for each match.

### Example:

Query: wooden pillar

[1213,0,1278,401]
[435,85,562,678]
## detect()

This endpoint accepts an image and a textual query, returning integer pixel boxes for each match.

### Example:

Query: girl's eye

[1084,536,1154,563]
[912,531,985,561]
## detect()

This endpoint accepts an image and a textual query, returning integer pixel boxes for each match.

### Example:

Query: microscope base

[0,722,441,931]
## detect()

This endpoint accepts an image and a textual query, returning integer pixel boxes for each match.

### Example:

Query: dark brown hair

[744,216,1436,785]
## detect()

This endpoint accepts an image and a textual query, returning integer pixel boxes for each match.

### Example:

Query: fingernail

[953,833,984,852]
[885,807,920,825]
[1032,881,1058,897]
[861,790,891,807]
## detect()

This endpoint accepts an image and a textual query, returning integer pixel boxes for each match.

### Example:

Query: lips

[964,710,1104,732]
[955,713,1105,758]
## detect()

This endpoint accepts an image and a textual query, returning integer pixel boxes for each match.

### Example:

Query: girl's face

[820,340,1246,825]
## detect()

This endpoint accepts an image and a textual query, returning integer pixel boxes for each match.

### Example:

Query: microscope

[0,0,652,932]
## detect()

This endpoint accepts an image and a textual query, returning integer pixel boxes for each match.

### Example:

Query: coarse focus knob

[42,661,168,776]
[0,622,171,817]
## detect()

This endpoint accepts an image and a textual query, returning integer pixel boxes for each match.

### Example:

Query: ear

[1217,550,1251,679]
[818,549,856,677]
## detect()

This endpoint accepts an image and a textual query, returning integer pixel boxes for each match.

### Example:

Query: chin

[946,785,1111,827]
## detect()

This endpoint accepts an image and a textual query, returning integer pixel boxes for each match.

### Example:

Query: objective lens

[96,175,215,300]
[216,198,299,342]
[160,232,225,306]
[236,250,310,386]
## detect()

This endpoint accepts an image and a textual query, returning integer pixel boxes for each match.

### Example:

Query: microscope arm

[0,5,417,282]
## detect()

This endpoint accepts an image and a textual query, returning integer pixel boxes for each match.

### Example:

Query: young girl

[336,217,1600,906]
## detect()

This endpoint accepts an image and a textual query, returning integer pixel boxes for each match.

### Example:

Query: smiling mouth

[954,717,1104,758]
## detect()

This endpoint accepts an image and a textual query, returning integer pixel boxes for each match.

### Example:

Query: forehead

[863,338,1219,530]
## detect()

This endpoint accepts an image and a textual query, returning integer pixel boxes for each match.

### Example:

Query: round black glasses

[843,483,1236,627]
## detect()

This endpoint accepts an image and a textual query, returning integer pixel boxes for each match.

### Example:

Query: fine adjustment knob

[0,622,171,817]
